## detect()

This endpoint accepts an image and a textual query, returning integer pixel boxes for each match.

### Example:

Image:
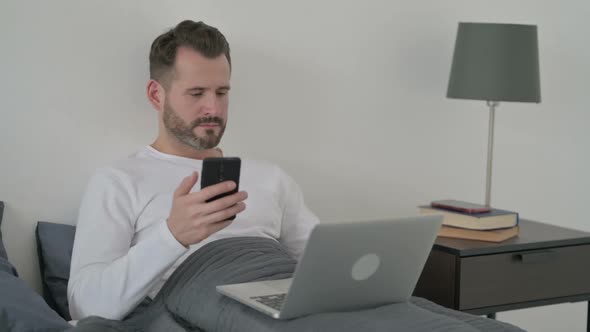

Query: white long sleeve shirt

[67,146,319,320]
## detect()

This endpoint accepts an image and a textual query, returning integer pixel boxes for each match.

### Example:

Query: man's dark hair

[149,20,231,88]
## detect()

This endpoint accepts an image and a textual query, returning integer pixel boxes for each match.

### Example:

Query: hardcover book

[437,225,519,242]
[419,206,518,230]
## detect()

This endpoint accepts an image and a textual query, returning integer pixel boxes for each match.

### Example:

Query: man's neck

[151,136,223,160]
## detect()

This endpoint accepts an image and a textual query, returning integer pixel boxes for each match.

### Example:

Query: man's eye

[216,91,228,96]
[190,93,203,97]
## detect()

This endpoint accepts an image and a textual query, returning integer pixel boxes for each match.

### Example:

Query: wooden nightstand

[413,219,590,331]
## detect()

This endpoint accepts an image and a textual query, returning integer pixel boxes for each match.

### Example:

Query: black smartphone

[201,157,241,219]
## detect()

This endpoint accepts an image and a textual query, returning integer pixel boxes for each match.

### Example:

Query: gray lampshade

[447,22,541,103]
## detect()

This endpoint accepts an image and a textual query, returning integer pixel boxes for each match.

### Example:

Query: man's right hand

[167,171,248,248]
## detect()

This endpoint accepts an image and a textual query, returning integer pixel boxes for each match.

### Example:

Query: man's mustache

[191,117,224,128]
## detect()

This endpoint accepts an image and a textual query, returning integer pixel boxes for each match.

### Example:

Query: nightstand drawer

[459,244,590,310]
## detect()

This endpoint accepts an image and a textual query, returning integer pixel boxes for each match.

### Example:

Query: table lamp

[446,22,541,207]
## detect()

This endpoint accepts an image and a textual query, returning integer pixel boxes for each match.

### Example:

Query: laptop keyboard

[251,293,286,311]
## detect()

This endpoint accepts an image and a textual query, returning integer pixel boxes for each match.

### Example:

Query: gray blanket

[70,237,525,332]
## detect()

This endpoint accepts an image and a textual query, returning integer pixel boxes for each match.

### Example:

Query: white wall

[1,1,588,330]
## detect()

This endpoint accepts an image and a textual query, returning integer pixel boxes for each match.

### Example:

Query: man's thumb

[174,171,199,198]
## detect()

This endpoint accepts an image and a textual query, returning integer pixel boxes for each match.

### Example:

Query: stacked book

[419,200,519,242]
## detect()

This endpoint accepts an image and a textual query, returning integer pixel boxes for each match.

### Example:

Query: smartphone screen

[201,157,241,219]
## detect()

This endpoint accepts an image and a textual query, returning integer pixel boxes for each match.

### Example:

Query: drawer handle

[515,250,557,264]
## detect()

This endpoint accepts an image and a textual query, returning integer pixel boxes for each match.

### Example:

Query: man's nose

[201,92,221,115]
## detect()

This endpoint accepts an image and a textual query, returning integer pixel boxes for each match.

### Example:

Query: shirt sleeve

[67,168,187,320]
[277,168,320,260]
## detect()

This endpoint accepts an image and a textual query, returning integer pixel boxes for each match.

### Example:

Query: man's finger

[202,202,246,224]
[199,191,248,215]
[194,181,236,202]
[174,172,199,198]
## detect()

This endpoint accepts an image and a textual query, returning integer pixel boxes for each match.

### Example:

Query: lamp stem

[485,101,499,207]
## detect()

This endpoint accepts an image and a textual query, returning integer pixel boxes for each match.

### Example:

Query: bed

[0,201,526,331]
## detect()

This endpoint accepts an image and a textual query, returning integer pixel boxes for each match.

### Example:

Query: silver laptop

[216,215,442,319]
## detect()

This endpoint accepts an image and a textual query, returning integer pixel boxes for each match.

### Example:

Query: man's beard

[162,100,226,150]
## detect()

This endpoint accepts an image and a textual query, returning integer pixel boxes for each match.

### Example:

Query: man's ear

[147,79,165,112]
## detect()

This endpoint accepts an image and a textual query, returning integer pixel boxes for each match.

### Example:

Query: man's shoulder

[90,147,156,183]
[241,158,301,190]
[242,158,276,169]
[241,158,285,177]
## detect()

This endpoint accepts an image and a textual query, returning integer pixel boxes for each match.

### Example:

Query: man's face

[162,47,231,150]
